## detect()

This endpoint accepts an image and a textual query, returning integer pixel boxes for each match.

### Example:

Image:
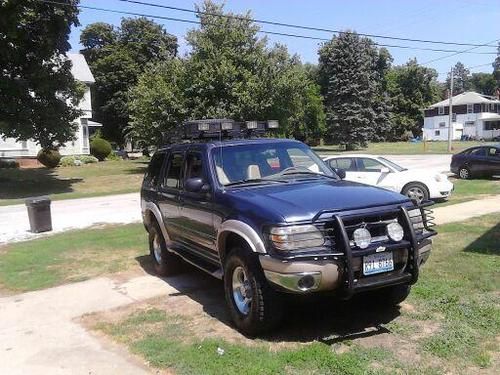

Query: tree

[0,0,83,150]
[470,72,496,95]
[386,59,441,139]
[127,1,325,146]
[318,32,389,149]
[494,42,500,92]
[80,17,177,144]
[446,61,471,96]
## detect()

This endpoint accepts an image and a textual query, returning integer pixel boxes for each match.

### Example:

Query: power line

[38,0,498,55]
[114,0,498,48]
[422,38,500,65]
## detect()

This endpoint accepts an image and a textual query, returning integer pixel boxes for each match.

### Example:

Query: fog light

[353,228,371,249]
[387,222,404,242]
[297,275,315,290]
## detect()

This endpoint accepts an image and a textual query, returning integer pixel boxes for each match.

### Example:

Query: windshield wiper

[278,170,339,180]
[224,178,289,187]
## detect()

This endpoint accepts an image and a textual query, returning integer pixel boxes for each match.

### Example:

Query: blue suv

[141,120,436,335]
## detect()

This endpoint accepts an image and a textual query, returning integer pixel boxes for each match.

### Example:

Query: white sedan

[323,154,453,203]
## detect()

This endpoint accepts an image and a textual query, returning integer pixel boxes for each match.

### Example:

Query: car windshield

[378,157,407,172]
[212,142,335,186]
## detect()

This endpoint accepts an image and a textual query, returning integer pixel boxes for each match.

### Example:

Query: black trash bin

[25,196,52,233]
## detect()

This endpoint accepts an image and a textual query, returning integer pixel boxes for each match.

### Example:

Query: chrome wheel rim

[407,187,425,203]
[153,234,162,264]
[232,266,252,315]
[459,168,469,179]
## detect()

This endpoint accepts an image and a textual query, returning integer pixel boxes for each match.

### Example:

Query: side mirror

[380,167,391,174]
[334,168,346,180]
[185,177,210,193]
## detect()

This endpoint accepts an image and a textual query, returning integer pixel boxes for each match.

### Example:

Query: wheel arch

[142,201,170,243]
[401,181,430,196]
[217,220,267,264]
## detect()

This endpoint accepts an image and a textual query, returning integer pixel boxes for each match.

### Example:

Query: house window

[81,120,89,148]
[21,141,28,149]
[465,121,475,127]
[467,104,473,114]
[438,107,445,115]
[452,113,457,122]
[490,103,495,112]
[435,130,440,136]
[439,122,446,128]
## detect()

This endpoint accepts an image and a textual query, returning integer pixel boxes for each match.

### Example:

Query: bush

[0,159,19,169]
[90,137,112,161]
[37,148,61,168]
[60,155,99,167]
[106,151,121,161]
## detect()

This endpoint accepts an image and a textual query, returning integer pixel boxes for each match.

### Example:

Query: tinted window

[185,152,204,180]
[329,158,356,171]
[488,147,500,157]
[357,158,385,172]
[469,148,486,156]
[164,153,184,189]
[144,151,165,186]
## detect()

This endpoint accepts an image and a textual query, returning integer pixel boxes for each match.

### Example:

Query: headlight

[269,225,324,251]
[353,228,371,249]
[387,222,404,242]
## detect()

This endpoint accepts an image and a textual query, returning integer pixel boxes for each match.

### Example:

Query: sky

[69,0,500,81]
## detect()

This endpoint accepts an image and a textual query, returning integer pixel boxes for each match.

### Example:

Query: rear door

[158,151,185,242]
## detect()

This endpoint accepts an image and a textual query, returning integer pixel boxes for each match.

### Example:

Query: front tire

[402,182,429,203]
[223,247,283,336]
[148,221,182,276]
[458,166,471,180]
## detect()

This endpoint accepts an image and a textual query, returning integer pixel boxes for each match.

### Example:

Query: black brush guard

[312,202,437,298]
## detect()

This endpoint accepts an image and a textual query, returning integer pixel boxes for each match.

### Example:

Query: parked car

[141,119,436,335]
[323,155,453,203]
[450,145,500,179]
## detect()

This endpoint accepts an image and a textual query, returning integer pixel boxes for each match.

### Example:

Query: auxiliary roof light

[245,121,258,129]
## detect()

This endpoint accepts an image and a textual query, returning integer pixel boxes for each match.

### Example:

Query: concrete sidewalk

[433,194,500,225]
[0,193,141,244]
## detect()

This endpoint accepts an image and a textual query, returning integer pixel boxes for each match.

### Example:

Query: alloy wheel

[459,168,469,179]
[153,234,162,263]
[407,186,425,203]
[232,266,252,315]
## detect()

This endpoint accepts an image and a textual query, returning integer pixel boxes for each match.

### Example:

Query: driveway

[0,193,141,244]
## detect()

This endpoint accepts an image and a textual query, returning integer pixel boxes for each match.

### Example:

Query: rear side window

[469,148,486,156]
[164,153,184,189]
[144,151,166,187]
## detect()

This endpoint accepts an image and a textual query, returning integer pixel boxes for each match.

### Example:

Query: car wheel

[375,284,411,306]
[148,221,181,276]
[458,166,471,180]
[224,246,283,336]
[402,183,429,203]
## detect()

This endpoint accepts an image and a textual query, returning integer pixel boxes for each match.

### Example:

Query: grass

[89,214,500,374]
[437,176,500,206]
[313,141,496,155]
[0,159,148,206]
[0,223,147,292]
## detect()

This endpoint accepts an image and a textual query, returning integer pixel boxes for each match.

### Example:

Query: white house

[423,91,500,141]
[0,53,101,158]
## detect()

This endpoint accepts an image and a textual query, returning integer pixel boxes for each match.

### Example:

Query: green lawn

[0,224,147,292]
[89,214,500,374]
[313,141,496,155]
[0,159,148,206]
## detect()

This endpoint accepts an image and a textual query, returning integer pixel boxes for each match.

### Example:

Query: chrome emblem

[375,246,386,253]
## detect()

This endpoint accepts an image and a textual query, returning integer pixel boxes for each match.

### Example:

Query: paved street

[380,154,452,173]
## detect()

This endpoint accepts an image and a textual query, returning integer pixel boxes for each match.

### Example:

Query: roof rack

[181,119,279,140]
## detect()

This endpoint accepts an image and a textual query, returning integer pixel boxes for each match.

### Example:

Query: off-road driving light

[386,222,404,242]
[270,225,324,251]
[221,121,233,130]
[353,228,371,249]
[245,121,258,129]
[198,122,210,131]
[267,120,279,129]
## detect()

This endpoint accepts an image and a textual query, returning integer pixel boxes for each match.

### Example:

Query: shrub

[37,148,61,168]
[90,137,112,161]
[0,159,19,169]
[59,155,99,167]
[106,151,121,161]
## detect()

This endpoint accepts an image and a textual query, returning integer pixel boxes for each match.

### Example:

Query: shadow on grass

[0,168,82,200]
[123,161,148,175]
[464,222,500,255]
[135,254,400,344]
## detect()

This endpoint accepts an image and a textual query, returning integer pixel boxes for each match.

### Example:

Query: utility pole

[447,66,454,153]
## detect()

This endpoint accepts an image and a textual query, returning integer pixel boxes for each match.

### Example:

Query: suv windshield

[212,142,335,186]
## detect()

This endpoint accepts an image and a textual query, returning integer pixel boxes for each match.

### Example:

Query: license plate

[363,252,394,276]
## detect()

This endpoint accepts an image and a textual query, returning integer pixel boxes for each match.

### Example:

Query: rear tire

[376,284,411,306]
[402,182,429,203]
[148,221,182,276]
[224,247,283,336]
[458,166,471,180]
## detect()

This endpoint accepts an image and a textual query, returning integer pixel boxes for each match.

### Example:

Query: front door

[328,157,358,181]
[178,149,217,262]
[354,157,388,186]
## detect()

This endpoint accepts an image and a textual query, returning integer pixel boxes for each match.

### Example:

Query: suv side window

[144,151,166,187]
[185,152,204,180]
[163,152,184,189]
